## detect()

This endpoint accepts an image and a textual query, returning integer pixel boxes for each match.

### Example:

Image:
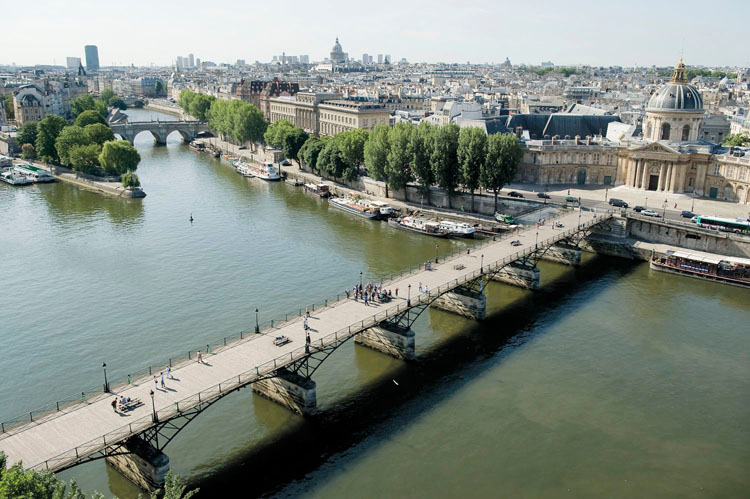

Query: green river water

[0,109,748,498]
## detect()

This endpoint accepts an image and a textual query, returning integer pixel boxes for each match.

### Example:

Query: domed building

[330,37,347,64]
[643,59,704,142]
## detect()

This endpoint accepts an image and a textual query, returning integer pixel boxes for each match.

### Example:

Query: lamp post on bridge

[535,231,539,249]
[102,362,109,393]
[255,308,259,334]
[481,254,484,272]
[407,284,411,307]
[435,243,439,264]
[360,271,363,289]
[150,390,158,423]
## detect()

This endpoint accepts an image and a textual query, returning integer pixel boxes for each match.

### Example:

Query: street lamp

[481,254,484,271]
[150,390,158,423]
[691,198,695,212]
[435,243,439,264]
[535,231,539,249]
[645,196,648,208]
[359,271,363,289]
[255,308,259,334]
[662,201,667,218]
[605,188,608,202]
[102,362,109,393]
[407,284,411,307]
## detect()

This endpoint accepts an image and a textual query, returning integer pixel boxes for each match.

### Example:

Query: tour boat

[439,220,476,239]
[1,170,34,185]
[235,162,253,177]
[650,250,750,288]
[189,140,206,151]
[247,162,281,181]
[329,196,380,219]
[369,200,394,219]
[387,216,449,237]
[303,183,331,198]
[13,164,54,183]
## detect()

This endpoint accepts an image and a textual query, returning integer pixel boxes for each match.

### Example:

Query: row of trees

[70,89,125,120]
[178,90,267,145]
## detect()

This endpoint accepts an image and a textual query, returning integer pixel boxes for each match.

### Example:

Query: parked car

[536,192,550,199]
[565,196,579,203]
[690,216,699,223]
[680,210,696,218]
[510,240,522,246]
[238,145,248,150]
[280,159,291,166]
[608,198,628,208]
[508,191,524,198]
[633,205,645,212]
[641,209,661,217]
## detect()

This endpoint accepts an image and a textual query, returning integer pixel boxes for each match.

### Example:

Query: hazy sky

[5,0,748,68]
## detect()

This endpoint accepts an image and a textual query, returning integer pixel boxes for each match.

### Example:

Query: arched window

[645,122,652,139]
[681,124,690,141]
[660,123,671,140]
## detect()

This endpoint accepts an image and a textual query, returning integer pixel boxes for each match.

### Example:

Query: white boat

[369,200,394,219]
[13,164,54,183]
[439,220,476,238]
[388,216,449,237]
[247,162,281,181]
[329,197,380,219]
[1,170,33,185]
[236,162,254,177]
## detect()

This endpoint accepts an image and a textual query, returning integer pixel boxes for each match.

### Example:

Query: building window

[681,124,690,141]
[727,165,735,178]
[713,164,721,176]
[739,168,746,180]
[660,123,671,140]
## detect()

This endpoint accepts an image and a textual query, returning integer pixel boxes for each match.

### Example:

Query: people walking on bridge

[160,372,165,389]
[303,317,308,331]
[197,351,203,364]
[418,282,423,292]
[345,288,350,299]
[111,398,118,413]
[166,366,172,379]
[154,376,158,390]
[364,293,368,306]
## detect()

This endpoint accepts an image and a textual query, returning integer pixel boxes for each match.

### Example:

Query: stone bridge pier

[110,121,209,146]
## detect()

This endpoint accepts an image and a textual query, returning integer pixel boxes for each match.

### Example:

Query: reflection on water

[39,181,145,229]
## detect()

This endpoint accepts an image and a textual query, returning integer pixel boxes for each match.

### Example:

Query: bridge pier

[491,261,540,289]
[432,287,486,320]
[355,322,415,360]
[105,437,170,492]
[540,243,582,267]
[252,368,317,416]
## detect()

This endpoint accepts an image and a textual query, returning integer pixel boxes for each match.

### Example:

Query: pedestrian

[160,372,165,388]
[364,294,368,306]
[425,285,429,294]
[303,317,308,330]
[111,397,118,413]
[166,366,172,379]
[345,288,350,299]
[395,287,398,296]
[197,351,203,364]
[154,376,158,390]
[419,282,423,292]
[674,202,677,208]
[306,310,310,319]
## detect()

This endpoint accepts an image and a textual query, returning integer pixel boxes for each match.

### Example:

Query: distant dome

[332,37,342,53]
[646,59,703,112]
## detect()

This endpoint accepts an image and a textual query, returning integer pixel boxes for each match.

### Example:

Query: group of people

[349,282,394,306]
[111,395,134,412]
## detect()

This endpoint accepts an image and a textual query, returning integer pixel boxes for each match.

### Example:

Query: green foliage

[457,126,487,209]
[74,110,106,128]
[35,114,68,163]
[21,143,36,160]
[188,94,215,121]
[482,133,523,211]
[430,123,460,207]
[3,95,14,120]
[149,470,198,499]
[121,171,141,188]
[723,133,750,146]
[282,127,308,163]
[409,121,434,200]
[55,126,90,166]
[109,97,126,110]
[206,98,266,145]
[83,123,115,145]
[94,99,108,119]
[364,124,390,181]
[70,94,97,116]
[17,122,38,147]
[335,129,369,168]
[385,122,414,197]
[99,89,115,106]
[69,144,102,174]
[529,66,578,77]
[154,80,165,96]
[179,90,196,114]
[298,136,327,172]
[99,140,140,175]
[263,120,295,147]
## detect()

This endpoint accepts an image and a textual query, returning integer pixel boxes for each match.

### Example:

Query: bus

[695,216,750,234]
[13,164,55,183]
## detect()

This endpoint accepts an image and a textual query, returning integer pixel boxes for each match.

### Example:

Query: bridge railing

[30,214,613,471]
[2,210,608,439]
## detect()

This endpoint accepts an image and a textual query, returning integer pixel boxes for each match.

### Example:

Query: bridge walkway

[0,210,606,472]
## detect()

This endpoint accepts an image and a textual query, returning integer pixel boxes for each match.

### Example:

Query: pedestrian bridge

[110,120,209,145]
[0,209,611,490]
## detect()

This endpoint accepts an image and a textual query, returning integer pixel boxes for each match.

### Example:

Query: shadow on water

[38,181,145,228]
[192,255,640,497]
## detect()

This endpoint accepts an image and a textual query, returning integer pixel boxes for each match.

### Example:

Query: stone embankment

[13,160,146,198]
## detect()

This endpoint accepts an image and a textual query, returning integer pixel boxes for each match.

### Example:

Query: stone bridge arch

[110,121,209,146]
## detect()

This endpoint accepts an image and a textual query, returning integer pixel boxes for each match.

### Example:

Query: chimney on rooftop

[575,135,581,145]
[586,135,592,146]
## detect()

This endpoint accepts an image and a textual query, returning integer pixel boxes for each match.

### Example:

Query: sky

[4,0,749,68]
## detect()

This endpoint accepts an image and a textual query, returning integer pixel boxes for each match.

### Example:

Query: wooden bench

[454,264,465,270]
[273,336,291,346]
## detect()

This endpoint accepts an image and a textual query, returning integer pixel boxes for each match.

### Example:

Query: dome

[646,59,703,112]
[332,37,342,53]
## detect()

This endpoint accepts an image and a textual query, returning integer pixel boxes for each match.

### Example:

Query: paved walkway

[0,209,601,472]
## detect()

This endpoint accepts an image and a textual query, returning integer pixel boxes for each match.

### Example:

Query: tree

[94,99,109,119]
[121,171,141,188]
[35,114,68,163]
[99,88,115,106]
[179,90,196,114]
[263,120,295,147]
[188,94,214,121]
[282,127,308,164]
[69,144,102,174]
[99,140,141,175]
[83,123,115,145]
[21,143,37,160]
[364,124,390,193]
[457,126,487,211]
[336,129,369,170]
[151,470,198,499]
[317,140,347,180]
[410,121,434,204]
[3,95,14,120]
[430,123,460,208]
[109,97,127,110]
[385,123,414,199]
[55,126,91,166]
[74,110,106,128]
[298,136,327,172]
[17,122,39,147]
[229,100,266,144]
[482,133,523,212]
[723,133,750,146]
[70,94,96,116]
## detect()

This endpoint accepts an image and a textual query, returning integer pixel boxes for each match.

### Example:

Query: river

[0,108,748,498]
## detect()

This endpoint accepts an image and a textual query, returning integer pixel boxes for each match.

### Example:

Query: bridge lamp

[102,362,109,393]
[481,254,484,271]
[255,308,259,334]
[535,231,539,249]
[408,284,411,307]
[360,271,363,289]
[150,390,158,423]
[435,243,439,264]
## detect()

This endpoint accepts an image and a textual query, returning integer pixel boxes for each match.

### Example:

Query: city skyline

[3,0,749,68]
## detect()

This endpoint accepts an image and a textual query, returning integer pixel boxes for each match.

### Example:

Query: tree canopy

[723,133,750,147]
[99,140,141,175]
[299,136,328,172]
[69,144,102,174]
[83,123,115,145]
[3,95,14,120]
[55,126,90,166]
[458,126,487,211]
[35,114,68,163]
[364,124,390,183]
[430,123,460,207]
[481,133,523,212]
[282,127,309,163]
[70,94,97,117]
[17,122,38,147]
[263,120,296,148]
[384,122,414,198]
[74,110,106,128]
[409,121,434,202]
